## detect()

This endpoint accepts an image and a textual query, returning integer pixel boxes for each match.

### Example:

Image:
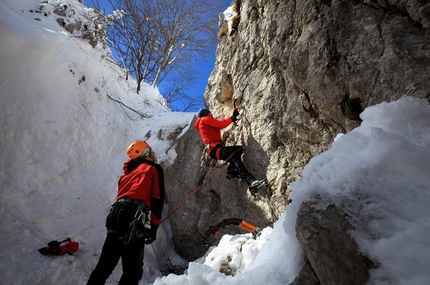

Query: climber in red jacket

[87,141,165,285]
[194,108,267,195]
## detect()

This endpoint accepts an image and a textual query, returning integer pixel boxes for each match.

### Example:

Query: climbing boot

[248,179,268,196]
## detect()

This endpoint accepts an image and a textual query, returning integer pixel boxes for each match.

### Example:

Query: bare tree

[89,0,221,106]
[160,63,203,111]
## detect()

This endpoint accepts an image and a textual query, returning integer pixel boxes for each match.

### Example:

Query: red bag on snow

[38,238,79,256]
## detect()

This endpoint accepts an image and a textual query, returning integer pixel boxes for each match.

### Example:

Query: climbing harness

[202,218,262,246]
[123,203,151,246]
[208,141,223,160]
[200,141,223,167]
[107,198,151,247]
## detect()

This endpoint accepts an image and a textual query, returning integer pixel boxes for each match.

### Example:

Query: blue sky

[93,0,234,111]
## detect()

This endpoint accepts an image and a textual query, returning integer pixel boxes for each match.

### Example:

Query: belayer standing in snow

[194,108,267,195]
[87,141,165,285]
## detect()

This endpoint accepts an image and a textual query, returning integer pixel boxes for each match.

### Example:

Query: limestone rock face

[164,0,430,264]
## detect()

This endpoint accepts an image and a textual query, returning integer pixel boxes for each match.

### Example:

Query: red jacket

[117,158,165,226]
[194,115,233,145]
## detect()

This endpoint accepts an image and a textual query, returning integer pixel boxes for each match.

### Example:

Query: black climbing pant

[87,201,145,285]
[218,146,255,185]
[86,233,144,285]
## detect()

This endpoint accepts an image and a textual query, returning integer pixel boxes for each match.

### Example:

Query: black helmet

[197,108,210,118]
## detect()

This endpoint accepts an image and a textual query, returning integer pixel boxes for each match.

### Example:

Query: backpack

[38,238,79,256]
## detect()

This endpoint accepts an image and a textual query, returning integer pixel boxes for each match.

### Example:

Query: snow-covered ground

[1,0,430,284]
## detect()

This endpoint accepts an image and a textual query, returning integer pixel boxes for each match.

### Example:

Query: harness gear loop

[201,141,223,166]
[200,144,211,167]
[123,203,151,247]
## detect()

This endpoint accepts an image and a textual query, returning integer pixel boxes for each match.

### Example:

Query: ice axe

[203,217,261,246]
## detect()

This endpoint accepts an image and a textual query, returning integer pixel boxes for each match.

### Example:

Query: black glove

[39,240,62,255]
[231,109,240,123]
[232,109,239,118]
[144,225,158,244]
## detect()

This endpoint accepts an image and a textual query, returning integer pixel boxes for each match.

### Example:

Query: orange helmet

[126,141,150,160]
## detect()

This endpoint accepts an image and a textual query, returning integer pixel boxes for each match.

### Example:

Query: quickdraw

[123,204,151,247]
[200,144,211,167]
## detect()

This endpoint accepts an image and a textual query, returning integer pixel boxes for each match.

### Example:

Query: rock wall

[164,0,430,267]
[295,201,375,284]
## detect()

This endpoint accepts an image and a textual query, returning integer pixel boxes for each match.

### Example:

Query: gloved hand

[232,109,239,118]
[231,109,240,123]
[144,225,158,244]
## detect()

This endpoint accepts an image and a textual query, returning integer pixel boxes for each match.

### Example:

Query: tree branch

[106,93,151,118]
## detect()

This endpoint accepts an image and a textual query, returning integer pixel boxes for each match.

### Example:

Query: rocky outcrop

[295,201,375,285]
[33,1,106,48]
[164,0,430,266]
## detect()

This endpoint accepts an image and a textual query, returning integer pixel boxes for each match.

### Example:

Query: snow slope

[1,1,430,285]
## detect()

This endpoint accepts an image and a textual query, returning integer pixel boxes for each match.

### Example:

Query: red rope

[159,147,241,224]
